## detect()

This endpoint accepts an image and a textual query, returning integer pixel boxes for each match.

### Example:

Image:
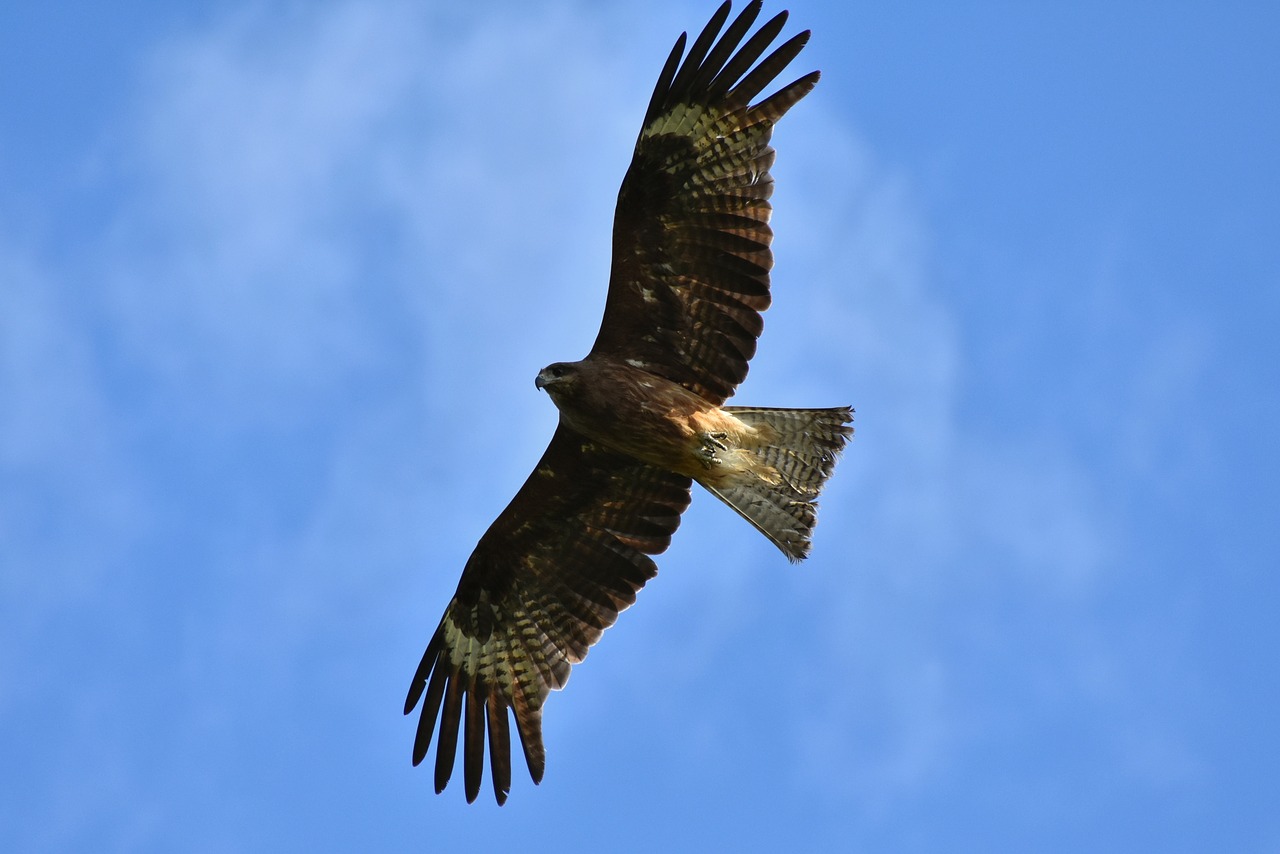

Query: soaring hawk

[405,0,853,804]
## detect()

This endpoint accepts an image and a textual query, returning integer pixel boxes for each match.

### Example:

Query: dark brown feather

[485,696,512,805]
[434,676,462,794]
[463,687,486,803]
[665,1,733,103]
[708,8,788,102]
[590,6,817,404]
[730,30,810,107]
[404,426,692,802]
[689,2,762,95]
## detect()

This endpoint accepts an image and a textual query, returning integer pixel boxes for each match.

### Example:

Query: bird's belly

[558,396,694,471]
[556,366,747,477]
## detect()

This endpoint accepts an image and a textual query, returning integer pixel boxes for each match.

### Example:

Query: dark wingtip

[405,625,445,715]
[643,31,688,127]
[433,678,463,794]
[487,700,513,805]
[463,688,486,804]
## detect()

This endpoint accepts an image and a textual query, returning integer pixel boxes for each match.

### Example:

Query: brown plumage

[405,0,852,805]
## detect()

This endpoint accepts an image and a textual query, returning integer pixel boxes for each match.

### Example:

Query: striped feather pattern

[590,0,819,404]
[405,427,692,804]
[706,406,853,560]
[728,405,855,495]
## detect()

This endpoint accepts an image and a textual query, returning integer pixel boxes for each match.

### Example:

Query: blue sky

[2,0,1278,850]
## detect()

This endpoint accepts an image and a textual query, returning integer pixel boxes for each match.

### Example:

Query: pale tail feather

[699,405,854,561]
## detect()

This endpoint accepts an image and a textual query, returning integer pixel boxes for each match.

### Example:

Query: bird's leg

[697,431,729,467]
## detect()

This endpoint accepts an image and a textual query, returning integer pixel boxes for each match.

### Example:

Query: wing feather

[434,676,463,794]
[485,695,512,804]
[665,1,733,102]
[405,426,692,803]
[463,687,486,803]
[643,34,687,127]
[689,2,762,95]
[729,30,812,107]
[707,6,787,101]
[590,5,817,404]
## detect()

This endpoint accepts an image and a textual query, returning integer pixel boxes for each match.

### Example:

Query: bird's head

[534,361,581,398]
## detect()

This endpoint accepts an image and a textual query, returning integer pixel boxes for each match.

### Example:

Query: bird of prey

[405,0,853,805]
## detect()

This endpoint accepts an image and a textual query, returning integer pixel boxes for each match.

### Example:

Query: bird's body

[538,358,745,477]
[539,357,851,558]
[405,0,853,804]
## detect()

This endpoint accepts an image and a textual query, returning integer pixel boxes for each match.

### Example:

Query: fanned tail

[699,405,853,561]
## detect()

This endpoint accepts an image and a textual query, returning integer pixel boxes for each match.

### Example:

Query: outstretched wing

[590,0,819,405]
[404,426,692,804]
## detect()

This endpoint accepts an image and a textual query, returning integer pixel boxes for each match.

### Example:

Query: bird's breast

[550,360,719,474]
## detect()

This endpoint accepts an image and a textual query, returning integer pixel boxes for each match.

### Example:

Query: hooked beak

[534,373,547,391]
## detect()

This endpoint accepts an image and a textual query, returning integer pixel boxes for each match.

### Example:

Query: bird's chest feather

[553,363,713,472]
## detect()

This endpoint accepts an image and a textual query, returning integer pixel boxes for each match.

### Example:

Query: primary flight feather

[405,1,852,805]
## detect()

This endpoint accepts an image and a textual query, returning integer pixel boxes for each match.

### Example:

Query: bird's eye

[550,366,564,378]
